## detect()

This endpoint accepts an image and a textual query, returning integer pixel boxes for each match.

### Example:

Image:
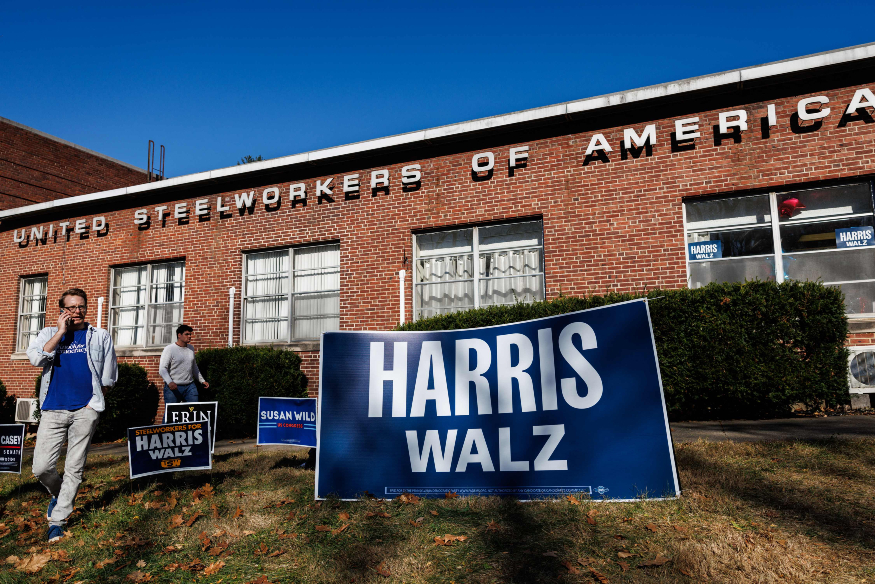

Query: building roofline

[0,116,147,175]
[2,41,874,222]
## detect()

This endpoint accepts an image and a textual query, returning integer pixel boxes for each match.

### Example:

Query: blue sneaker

[46,496,58,520]
[47,525,64,542]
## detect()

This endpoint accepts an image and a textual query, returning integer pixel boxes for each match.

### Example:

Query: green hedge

[94,363,160,442]
[196,346,308,438]
[397,281,850,420]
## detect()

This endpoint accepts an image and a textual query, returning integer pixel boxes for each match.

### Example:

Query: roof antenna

[147,140,165,182]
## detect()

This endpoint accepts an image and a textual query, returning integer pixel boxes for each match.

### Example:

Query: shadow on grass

[676,439,875,549]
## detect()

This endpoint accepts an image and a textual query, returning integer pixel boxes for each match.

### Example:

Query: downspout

[398,270,406,325]
[96,296,105,329]
[228,287,236,347]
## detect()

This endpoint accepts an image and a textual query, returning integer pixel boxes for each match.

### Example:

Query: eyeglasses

[63,306,87,313]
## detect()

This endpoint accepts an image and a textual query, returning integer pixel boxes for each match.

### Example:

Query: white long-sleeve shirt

[158,343,206,385]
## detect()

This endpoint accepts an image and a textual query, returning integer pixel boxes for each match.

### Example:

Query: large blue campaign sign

[316,299,679,501]
[836,226,874,248]
[258,397,317,446]
[687,240,722,260]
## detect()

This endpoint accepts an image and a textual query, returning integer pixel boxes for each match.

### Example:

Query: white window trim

[240,243,340,344]
[109,261,186,348]
[17,275,48,353]
[412,220,546,321]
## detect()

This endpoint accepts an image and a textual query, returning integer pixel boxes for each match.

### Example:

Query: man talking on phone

[27,288,117,542]
[159,324,209,404]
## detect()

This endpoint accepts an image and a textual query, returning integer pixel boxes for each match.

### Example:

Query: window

[242,243,340,342]
[413,220,545,320]
[17,275,48,352]
[684,181,875,316]
[110,261,185,347]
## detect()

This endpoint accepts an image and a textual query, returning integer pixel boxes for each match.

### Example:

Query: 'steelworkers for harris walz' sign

[316,299,679,500]
[164,402,218,452]
[0,424,26,474]
[127,421,212,479]
[257,397,317,447]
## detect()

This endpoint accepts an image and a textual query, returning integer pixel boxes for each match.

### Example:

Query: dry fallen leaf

[15,553,52,574]
[679,567,693,576]
[5,555,20,565]
[185,512,203,527]
[332,524,350,536]
[445,492,458,499]
[266,549,285,558]
[375,561,391,577]
[434,534,467,546]
[638,554,671,567]
[125,570,152,582]
[203,560,225,575]
[618,561,630,572]
[338,512,350,521]
[590,567,610,583]
[566,495,580,505]
[486,520,501,531]
[211,503,219,519]
[645,523,658,532]
[96,558,117,569]
[164,563,179,572]
[232,507,243,519]
[315,525,332,532]
[136,560,146,568]
[586,515,597,526]
[561,560,580,574]
[168,515,183,529]
[430,510,439,516]
[396,493,420,504]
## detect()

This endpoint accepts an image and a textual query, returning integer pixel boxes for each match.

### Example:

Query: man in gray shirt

[159,325,209,403]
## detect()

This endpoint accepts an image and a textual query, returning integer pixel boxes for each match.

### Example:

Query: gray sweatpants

[32,408,101,528]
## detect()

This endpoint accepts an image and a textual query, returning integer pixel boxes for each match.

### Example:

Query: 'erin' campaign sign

[836,226,874,248]
[258,397,317,447]
[128,421,212,479]
[316,300,679,501]
[687,240,722,260]
[0,424,26,474]
[164,402,218,453]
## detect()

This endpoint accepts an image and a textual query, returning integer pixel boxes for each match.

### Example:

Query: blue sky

[2,2,871,178]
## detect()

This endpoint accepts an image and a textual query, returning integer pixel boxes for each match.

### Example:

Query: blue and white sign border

[315,298,680,502]
[257,396,317,447]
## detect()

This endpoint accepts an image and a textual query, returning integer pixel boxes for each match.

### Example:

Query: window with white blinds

[684,181,875,317]
[110,261,185,347]
[17,275,48,352]
[242,243,340,342]
[413,220,545,320]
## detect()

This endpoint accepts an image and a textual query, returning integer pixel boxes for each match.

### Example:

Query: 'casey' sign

[12,88,875,246]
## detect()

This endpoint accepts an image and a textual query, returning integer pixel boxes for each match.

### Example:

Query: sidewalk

[669,415,875,443]
[20,415,875,459]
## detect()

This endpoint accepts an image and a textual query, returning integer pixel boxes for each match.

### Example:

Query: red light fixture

[778,198,806,218]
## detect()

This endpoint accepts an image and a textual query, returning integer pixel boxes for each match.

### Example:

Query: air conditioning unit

[15,398,39,423]
[848,347,875,394]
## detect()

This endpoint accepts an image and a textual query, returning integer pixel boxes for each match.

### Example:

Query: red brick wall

[0,118,148,210]
[2,80,875,421]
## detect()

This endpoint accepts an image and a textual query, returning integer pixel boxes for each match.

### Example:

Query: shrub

[195,346,308,438]
[398,281,850,420]
[94,363,160,442]
[0,379,15,424]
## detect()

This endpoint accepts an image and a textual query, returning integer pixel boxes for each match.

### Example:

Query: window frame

[17,274,48,352]
[108,260,186,348]
[240,242,341,344]
[411,219,546,321]
[683,181,875,318]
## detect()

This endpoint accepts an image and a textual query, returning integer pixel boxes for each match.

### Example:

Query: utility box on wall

[848,347,875,408]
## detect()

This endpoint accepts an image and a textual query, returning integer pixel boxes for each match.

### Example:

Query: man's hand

[56,312,70,334]
[43,313,71,354]
[168,382,178,390]
[202,381,210,389]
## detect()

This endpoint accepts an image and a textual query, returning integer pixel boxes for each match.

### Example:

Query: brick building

[3,43,875,416]
[0,116,148,210]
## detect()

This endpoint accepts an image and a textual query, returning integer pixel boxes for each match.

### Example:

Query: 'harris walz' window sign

[12,88,875,247]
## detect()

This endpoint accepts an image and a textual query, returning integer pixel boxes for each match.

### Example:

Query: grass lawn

[1,438,874,583]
